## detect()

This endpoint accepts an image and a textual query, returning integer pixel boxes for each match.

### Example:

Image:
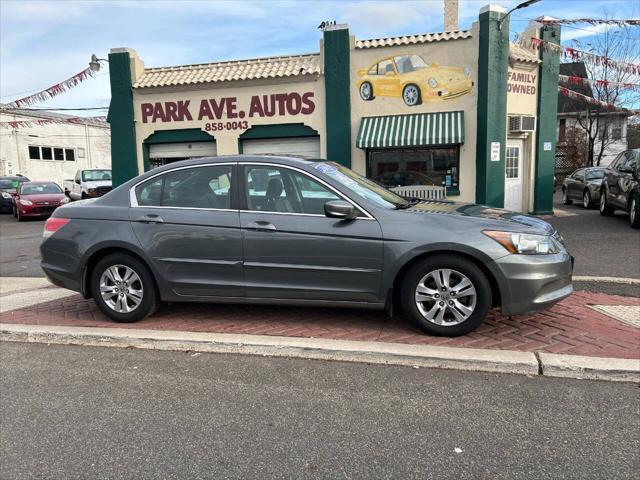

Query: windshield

[82,170,111,181]
[585,170,604,180]
[312,162,409,209]
[21,183,62,195]
[0,178,26,189]
[394,54,428,74]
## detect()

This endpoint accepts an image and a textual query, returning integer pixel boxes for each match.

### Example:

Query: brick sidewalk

[1,289,638,360]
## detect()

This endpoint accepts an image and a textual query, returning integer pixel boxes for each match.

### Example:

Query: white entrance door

[504,140,523,212]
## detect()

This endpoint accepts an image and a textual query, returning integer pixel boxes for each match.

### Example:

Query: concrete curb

[539,353,640,383]
[1,323,638,383]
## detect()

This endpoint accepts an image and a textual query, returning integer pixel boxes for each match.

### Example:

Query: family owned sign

[140,92,316,124]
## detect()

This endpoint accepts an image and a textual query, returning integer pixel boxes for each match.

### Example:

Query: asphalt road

[1,342,638,479]
[0,213,44,277]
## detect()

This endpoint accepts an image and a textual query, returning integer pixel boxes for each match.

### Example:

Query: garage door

[241,137,320,159]
[149,141,217,159]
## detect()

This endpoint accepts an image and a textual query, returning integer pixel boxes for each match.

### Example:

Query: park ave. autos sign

[140,92,316,131]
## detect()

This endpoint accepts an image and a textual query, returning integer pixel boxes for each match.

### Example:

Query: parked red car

[13,182,69,221]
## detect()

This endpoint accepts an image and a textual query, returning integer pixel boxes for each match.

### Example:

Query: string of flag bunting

[0,116,108,130]
[539,19,640,27]
[4,67,97,108]
[558,75,640,92]
[558,86,639,114]
[515,35,640,76]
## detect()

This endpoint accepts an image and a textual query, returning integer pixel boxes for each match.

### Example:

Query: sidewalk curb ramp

[1,323,638,383]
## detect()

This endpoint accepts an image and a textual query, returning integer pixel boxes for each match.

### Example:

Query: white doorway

[504,140,524,211]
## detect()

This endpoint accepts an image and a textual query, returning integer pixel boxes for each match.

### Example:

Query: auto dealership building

[107,4,560,213]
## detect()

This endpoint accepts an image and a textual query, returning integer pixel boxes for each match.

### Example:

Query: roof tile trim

[355,30,472,49]
[509,43,541,64]
[133,53,321,89]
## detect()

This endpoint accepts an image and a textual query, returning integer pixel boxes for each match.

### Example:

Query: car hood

[21,194,66,203]
[398,200,555,235]
[0,188,17,195]
[405,66,466,83]
[83,180,111,188]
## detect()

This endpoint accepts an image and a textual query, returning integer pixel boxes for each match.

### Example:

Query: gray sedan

[41,156,573,336]
[562,167,606,208]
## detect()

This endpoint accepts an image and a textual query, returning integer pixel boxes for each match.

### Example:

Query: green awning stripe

[357,111,465,149]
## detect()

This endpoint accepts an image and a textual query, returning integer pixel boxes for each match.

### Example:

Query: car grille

[97,186,112,195]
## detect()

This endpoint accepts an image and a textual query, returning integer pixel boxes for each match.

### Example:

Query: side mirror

[324,200,358,220]
[75,179,81,184]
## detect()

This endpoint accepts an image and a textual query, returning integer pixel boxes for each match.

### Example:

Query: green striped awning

[356,111,465,149]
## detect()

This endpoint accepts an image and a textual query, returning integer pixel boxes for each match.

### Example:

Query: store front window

[367,146,460,192]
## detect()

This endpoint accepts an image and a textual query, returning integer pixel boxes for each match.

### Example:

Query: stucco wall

[349,25,480,201]
[0,112,111,186]
[132,76,326,173]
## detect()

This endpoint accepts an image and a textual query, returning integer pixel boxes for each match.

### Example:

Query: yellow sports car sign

[356,54,473,106]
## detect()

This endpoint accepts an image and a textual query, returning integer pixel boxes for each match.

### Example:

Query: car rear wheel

[599,189,614,216]
[400,255,491,336]
[582,189,592,208]
[402,84,421,107]
[91,253,159,323]
[562,187,572,205]
[630,195,640,229]
[359,81,374,101]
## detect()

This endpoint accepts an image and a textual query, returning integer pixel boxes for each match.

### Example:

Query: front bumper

[495,252,574,316]
[0,196,13,213]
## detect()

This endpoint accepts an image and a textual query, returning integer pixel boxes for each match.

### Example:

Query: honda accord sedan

[40,156,573,336]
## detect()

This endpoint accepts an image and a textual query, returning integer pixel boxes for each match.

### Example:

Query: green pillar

[532,22,561,214]
[106,49,138,187]
[323,25,351,167]
[475,5,509,207]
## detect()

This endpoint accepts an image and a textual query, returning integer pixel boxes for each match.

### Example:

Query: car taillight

[43,217,70,238]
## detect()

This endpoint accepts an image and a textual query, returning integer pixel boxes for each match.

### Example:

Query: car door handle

[244,221,277,231]
[136,214,164,224]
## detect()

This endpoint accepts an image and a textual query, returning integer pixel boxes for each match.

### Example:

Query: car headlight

[88,188,96,194]
[1,192,11,199]
[483,230,561,255]
[19,199,33,206]
[60,197,70,204]
[427,77,438,88]
[464,67,472,78]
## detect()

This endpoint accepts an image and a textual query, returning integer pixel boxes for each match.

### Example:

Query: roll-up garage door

[241,137,320,159]
[149,142,217,168]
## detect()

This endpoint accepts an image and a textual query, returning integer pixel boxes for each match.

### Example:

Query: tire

[359,81,374,101]
[630,194,640,229]
[400,255,492,336]
[562,187,572,205]
[81,192,87,200]
[402,84,421,107]
[12,204,17,218]
[16,209,23,222]
[599,189,614,216]
[91,253,159,323]
[582,189,592,208]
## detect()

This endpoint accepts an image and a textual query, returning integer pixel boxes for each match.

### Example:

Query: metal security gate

[149,142,217,168]
[241,137,321,159]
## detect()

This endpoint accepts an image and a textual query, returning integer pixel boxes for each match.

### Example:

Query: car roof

[22,181,59,185]
[0,176,28,180]
[144,155,320,174]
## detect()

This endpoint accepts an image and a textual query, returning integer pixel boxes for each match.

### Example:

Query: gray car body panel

[41,155,573,315]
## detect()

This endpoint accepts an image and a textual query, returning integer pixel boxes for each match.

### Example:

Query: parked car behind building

[13,181,68,221]
[0,175,30,213]
[561,167,605,208]
[599,148,640,228]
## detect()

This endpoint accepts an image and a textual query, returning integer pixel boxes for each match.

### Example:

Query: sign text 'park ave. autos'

[140,92,316,123]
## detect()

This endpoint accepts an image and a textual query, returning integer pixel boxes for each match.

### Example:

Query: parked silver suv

[41,156,573,336]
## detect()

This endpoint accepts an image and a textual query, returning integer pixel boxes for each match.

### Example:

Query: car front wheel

[402,84,421,106]
[599,189,614,216]
[562,187,572,205]
[359,81,374,101]
[401,255,491,336]
[91,253,159,323]
[582,189,592,208]
[630,195,640,229]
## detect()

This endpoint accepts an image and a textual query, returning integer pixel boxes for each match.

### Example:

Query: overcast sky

[1,0,638,115]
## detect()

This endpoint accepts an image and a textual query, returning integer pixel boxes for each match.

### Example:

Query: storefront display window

[367,146,460,192]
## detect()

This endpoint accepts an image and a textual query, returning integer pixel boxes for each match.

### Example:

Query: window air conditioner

[508,115,536,132]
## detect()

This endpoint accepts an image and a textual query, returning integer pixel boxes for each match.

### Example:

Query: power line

[511,14,640,41]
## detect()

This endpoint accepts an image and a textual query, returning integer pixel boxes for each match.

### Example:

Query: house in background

[556,62,629,172]
[0,107,111,187]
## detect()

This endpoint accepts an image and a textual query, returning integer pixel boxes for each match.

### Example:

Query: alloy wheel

[99,264,144,313]
[600,193,605,212]
[583,191,590,208]
[403,85,420,106]
[631,198,636,225]
[414,269,477,326]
